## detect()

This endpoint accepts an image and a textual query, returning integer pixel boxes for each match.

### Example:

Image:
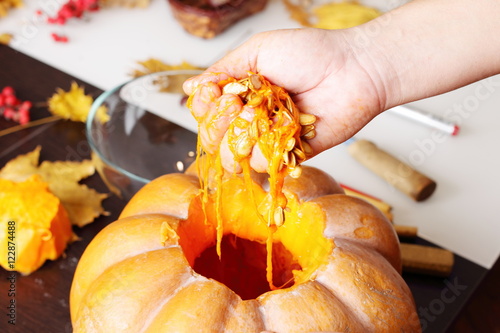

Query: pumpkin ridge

[142,278,240,332]
[257,280,366,332]
[311,194,402,273]
[74,247,193,332]
[138,274,201,332]
[315,238,418,331]
[311,278,374,332]
[70,214,182,319]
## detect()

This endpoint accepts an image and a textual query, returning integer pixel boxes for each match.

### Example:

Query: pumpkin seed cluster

[220,73,317,227]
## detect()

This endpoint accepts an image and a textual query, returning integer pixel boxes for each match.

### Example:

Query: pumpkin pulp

[187,73,330,298]
[174,175,333,300]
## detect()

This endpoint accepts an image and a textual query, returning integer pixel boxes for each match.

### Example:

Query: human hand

[183,28,386,173]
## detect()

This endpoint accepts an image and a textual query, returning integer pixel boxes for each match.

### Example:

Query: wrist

[342,27,396,114]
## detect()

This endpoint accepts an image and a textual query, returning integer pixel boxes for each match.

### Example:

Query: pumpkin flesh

[179,175,333,299]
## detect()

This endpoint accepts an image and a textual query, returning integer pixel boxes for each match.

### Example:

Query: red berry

[12,112,20,122]
[18,106,29,115]
[51,33,69,43]
[19,113,30,125]
[2,86,15,96]
[3,108,15,120]
[20,100,33,110]
[59,5,75,18]
[4,94,18,106]
[0,95,5,107]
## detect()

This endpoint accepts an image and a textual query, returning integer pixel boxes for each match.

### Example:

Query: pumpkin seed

[250,120,259,138]
[302,128,316,140]
[233,117,250,130]
[288,151,297,168]
[300,124,314,136]
[283,151,290,165]
[302,141,314,156]
[235,132,253,158]
[247,94,264,108]
[283,109,294,122]
[285,96,295,114]
[292,147,306,162]
[285,137,296,151]
[299,113,316,126]
[223,82,248,96]
[273,206,285,227]
[288,165,302,179]
[249,74,262,90]
[267,95,274,111]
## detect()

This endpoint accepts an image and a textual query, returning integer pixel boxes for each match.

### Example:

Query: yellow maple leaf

[130,58,204,94]
[0,0,23,18]
[0,146,109,227]
[0,33,13,45]
[130,58,203,78]
[47,82,109,123]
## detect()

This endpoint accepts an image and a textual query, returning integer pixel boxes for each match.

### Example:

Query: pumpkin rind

[70,166,421,332]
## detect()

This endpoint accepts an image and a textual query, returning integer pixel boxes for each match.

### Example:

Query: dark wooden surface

[0,44,499,333]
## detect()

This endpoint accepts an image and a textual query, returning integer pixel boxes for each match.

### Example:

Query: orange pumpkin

[0,175,73,275]
[70,164,421,332]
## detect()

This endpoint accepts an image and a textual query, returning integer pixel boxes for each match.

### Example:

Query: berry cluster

[0,87,32,125]
[51,33,69,43]
[46,0,100,25]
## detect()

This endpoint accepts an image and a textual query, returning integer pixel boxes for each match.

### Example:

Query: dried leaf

[0,175,74,275]
[0,0,23,18]
[312,2,381,30]
[130,58,204,94]
[283,0,381,29]
[47,81,109,123]
[0,33,13,45]
[130,58,202,78]
[0,146,109,227]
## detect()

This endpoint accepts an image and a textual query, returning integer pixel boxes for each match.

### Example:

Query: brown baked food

[167,0,269,39]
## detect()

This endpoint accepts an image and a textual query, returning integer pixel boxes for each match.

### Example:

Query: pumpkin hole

[193,234,302,300]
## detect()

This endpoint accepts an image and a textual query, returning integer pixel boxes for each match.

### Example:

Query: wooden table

[0,44,492,333]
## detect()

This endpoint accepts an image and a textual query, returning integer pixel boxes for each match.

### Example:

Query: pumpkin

[70,163,421,332]
[0,175,73,275]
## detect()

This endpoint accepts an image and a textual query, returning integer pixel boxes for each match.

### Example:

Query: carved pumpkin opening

[175,176,334,300]
[193,234,301,300]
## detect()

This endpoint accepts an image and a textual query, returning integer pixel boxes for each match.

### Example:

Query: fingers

[183,72,231,96]
[189,81,220,121]
[197,92,244,154]
[219,132,269,174]
[185,72,271,174]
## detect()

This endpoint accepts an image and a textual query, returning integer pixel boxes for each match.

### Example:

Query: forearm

[350,0,500,110]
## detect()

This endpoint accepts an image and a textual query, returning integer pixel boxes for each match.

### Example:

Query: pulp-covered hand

[183,28,384,172]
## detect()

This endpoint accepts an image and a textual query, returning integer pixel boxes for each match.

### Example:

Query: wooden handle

[347,139,437,201]
[400,243,454,277]
[394,225,418,238]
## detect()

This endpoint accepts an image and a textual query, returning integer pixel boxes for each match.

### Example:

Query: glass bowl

[86,70,202,200]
